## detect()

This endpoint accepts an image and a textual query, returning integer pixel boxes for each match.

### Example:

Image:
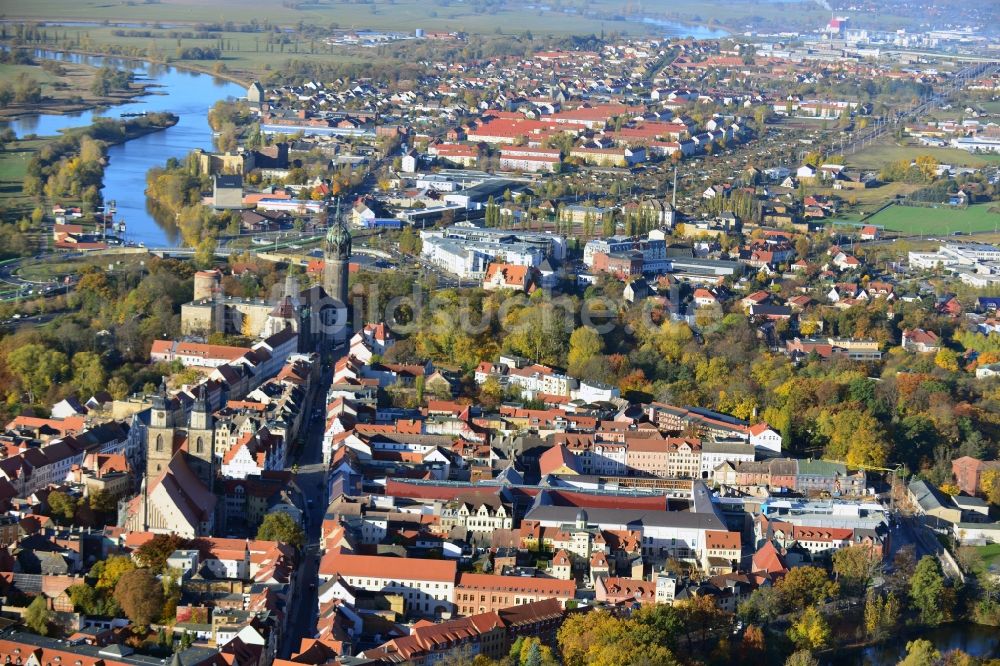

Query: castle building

[181,270,345,352]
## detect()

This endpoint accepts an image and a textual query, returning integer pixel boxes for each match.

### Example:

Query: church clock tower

[187,385,215,492]
[324,216,351,309]
[146,380,176,480]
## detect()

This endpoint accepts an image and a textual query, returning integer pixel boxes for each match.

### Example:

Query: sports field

[865,203,1000,235]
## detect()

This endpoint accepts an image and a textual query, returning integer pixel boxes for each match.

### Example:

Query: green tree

[89,490,119,514]
[194,236,218,269]
[67,583,113,616]
[23,595,52,636]
[7,344,69,403]
[256,511,306,548]
[72,351,107,396]
[738,585,782,626]
[47,491,77,523]
[909,556,951,626]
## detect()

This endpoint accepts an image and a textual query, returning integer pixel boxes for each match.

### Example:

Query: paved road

[279,366,336,658]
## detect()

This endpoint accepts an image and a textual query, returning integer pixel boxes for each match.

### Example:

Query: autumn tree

[776,566,840,612]
[7,343,69,403]
[863,591,900,639]
[913,155,940,182]
[567,325,604,376]
[816,407,889,468]
[194,236,218,270]
[832,546,882,595]
[134,533,186,571]
[675,595,732,650]
[899,639,940,666]
[113,569,164,628]
[982,469,1000,506]
[934,348,960,372]
[741,624,766,660]
[557,609,625,666]
[107,376,130,400]
[557,609,681,666]
[787,606,830,651]
[655,320,695,363]
[784,651,819,666]
[92,555,136,591]
[479,376,505,409]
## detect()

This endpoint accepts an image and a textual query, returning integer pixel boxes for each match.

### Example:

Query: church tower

[187,385,215,492]
[324,216,351,308]
[146,380,176,480]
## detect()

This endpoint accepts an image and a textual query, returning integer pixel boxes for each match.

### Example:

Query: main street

[279,359,338,658]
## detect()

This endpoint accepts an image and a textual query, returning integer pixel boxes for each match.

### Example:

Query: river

[1,51,245,246]
[827,623,1000,664]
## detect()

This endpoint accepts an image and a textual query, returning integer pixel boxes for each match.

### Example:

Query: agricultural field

[4,0,652,35]
[0,0,832,36]
[864,202,1000,235]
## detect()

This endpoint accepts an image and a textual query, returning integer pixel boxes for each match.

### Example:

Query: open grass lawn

[979,101,1000,115]
[16,252,148,281]
[0,137,49,220]
[812,181,921,216]
[865,202,1000,235]
[0,63,62,89]
[850,141,1000,170]
[976,543,1000,570]
[0,60,147,118]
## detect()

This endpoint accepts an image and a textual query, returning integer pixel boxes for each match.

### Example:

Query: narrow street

[280,365,335,658]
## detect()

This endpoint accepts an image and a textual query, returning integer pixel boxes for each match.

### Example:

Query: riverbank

[2,51,245,246]
[0,60,155,121]
[0,113,178,220]
[0,43,250,88]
